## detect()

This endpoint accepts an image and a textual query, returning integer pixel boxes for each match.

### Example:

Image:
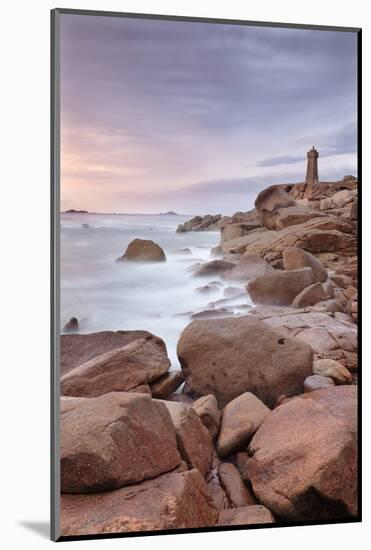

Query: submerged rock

[117,238,166,262]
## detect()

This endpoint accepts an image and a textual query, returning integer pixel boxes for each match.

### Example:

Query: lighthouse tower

[306,146,319,184]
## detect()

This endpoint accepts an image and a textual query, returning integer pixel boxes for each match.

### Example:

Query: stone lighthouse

[306,146,319,184]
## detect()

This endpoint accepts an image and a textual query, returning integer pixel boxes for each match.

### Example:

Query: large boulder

[255,185,297,229]
[161,400,214,478]
[61,338,170,398]
[223,254,274,282]
[117,238,166,262]
[246,386,357,521]
[247,267,314,306]
[61,392,180,493]
[61,469,218,536]
[177,315,313,407]
[218,505,275,526]
[217,393,270,457]
[61,330,166,376]
[283,247,327,283]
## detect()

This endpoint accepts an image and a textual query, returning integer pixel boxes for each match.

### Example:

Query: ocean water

[61,213,250,369]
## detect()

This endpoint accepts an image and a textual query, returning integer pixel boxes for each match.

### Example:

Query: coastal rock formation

[246,386,357,521]
[61,392,180,493]
[177,315,313,407]
[176,214,222,233]
[247,267,314,306]
[218,506,275,526]
[255,185,297,229]
[217,392,270,457]
[283,247,328,283]
[117,238,166,262]
[61,338,170,397]
[61,330,166,376]
[222,216,356,258]
[61,469,218,536]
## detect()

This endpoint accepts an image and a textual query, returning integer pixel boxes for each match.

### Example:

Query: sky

[60,14,358,215]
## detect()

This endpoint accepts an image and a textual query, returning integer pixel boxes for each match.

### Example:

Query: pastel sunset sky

[60,14,358,214]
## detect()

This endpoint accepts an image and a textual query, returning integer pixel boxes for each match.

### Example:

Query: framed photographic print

[51,8,361,542]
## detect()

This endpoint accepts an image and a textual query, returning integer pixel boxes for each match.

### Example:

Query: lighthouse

[306,146,319,184]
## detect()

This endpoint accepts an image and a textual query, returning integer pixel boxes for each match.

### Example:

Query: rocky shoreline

[60,176,358,536]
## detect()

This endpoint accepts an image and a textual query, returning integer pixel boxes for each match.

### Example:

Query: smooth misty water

[61,213,250,369]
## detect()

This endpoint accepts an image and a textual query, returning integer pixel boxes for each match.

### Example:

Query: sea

[61,212,250,369]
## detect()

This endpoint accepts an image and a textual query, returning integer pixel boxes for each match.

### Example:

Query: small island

[63,209,89,214]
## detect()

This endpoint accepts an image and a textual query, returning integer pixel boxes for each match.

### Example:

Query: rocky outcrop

[61,469,218,536]
[61,392,180,493]
[246,386,357,521]
[217,393,270,457]
[176,214,222,232]
[255,185,297,229]
[61,330,166,376]
[247,267,314,306]
[218,506,275,526]
[177,316,313,407]
[283,247,327,283]
[61,338,170,397]
[222,217,356,258]
[117,239,166,262]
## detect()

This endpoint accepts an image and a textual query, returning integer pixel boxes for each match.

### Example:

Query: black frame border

[50,7,362,543]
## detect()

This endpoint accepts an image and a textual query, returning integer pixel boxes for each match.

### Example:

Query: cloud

[60,13,358,213]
